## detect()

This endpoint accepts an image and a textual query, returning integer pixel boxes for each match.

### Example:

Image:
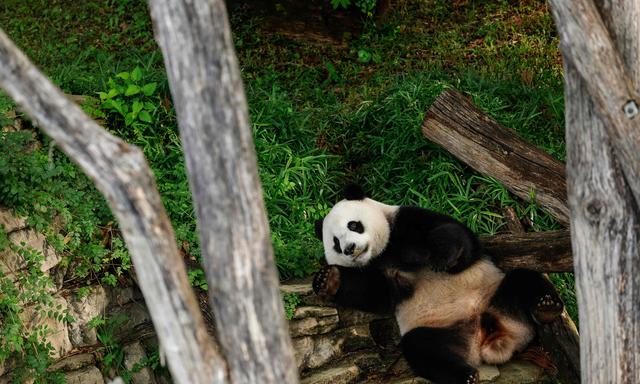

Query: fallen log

[422,89,569,225]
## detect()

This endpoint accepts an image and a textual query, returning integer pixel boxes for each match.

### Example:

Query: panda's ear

[314,218,324,240]
[343,183,366,200]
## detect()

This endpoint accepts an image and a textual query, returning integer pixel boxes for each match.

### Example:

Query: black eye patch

[347,221,364,234]
[333,236,342,253]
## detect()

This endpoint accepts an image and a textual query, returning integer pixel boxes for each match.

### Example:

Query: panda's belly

[394,259,504,336]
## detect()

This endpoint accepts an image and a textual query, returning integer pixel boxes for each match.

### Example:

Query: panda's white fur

[394,260,503,334]
[322,198,398,267]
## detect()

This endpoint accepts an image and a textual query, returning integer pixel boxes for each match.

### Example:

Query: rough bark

[480,230,573,272]
[147,1,298,383]
[0,29,225,384]
[549,0,640,205]
[549,0,640,382]
[422,89,569,225]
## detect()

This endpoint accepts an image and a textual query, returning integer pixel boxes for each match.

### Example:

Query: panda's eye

[347,221,364,234]
[333,236,342,253]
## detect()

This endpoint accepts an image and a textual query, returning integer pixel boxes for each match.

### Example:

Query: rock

[1,229,60,277]
[49,353,96,372]
[290,314,339,337]
[337,325,375,353]
[389,378,428,384]
[293,306,338,319]
[351,352,382,371]
[492,360,549,383]
[338,308,389,327]
[280,281,328,306]
[63,366,105,384]
[368,318,400,348]
[108,301,152,337]
[19,295,72,359]
[300,364,360,384]
[478,365,500,381]
[280,282,314,297]
[293,325,375,371]
[0,207,26,232]
[108,286,142,308]
[67,285,108,347]
[123,342,156,384]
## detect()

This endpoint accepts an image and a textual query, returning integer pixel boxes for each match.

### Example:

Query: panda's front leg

[401,327,479,384]
[312,265,398,314]
[413,223,481,274]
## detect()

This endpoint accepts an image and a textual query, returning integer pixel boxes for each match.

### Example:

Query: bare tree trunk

[147,1,299,383]
[0,29,225,384]
[549,0,640,382]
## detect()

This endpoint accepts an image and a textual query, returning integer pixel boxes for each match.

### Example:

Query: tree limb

[0,29,226,384]
[481,230,573,273]
[147,0,299,383]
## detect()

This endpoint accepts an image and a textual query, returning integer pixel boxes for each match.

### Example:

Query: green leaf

[138,110,152,123]
[116,72,130,80]
[131,67,143,82]
[107,88,118,98]
[141,82,157,96]
[357,49,372,63]
[132,100,143,115]
[125,84,141,96]
[144,102,156,111]
[125,112,135,126]
[330,0,351,9]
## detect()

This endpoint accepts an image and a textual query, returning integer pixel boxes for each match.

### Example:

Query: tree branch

[0,29,226,384]
[147,0,299,383]
[480,230,573,273]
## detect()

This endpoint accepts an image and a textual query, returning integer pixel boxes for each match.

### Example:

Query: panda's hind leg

[490,269,564,324]
[400,326,479,384]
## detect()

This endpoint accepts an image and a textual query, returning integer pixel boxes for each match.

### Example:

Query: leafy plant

[97,67,158,128]
[91,314,127,378]
[282,292,301,320]
[0,238,71,383]
[0,131,131,287]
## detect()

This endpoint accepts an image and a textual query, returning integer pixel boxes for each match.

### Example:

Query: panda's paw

[532,293,564,324]
[312,265,341,298]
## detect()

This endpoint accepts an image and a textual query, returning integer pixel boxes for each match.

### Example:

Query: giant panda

[312,184,563,384]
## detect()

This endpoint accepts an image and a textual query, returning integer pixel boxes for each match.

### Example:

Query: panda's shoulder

[392,205,456,229]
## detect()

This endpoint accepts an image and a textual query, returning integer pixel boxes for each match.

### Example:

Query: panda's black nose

[344,243,356,256]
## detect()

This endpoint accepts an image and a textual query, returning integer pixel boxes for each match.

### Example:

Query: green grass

[0,0,576,321]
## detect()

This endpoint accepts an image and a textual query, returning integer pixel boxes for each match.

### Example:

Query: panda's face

[320,198,392,267]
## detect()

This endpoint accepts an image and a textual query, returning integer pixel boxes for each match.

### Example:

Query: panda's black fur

[312,185,563,384]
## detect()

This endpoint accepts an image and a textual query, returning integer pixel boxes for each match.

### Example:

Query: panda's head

[315,184,397,267]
